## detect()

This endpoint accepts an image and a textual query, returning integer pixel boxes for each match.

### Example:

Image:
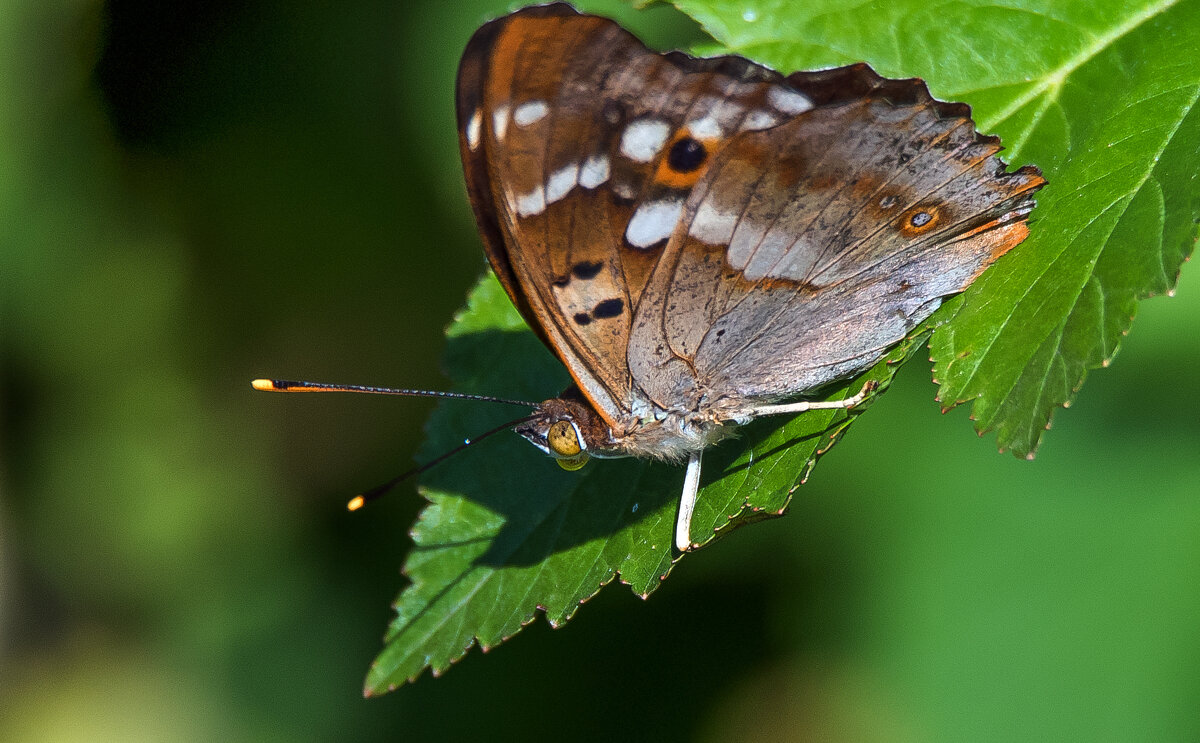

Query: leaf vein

[979,0,1180,131]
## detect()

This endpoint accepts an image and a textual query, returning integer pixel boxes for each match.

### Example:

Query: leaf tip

[363,679,398,698]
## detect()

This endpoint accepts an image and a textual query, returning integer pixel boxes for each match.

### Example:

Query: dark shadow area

[411,327,877,570]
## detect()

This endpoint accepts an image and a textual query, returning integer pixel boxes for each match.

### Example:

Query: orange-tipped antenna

[345,412,537,510]
[251,378,537,408]
[252,377,540,510]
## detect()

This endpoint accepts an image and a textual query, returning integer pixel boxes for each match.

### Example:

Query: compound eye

[547,420,581,457]
[547,420,589,471]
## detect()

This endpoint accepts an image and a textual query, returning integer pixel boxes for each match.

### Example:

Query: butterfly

[453,3,1042,551]
[257,3,1043,553]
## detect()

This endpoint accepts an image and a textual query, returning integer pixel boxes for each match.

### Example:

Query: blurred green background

[2,1,1197,741]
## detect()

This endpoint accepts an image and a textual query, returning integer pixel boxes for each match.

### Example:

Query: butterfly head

[514,388,616,471]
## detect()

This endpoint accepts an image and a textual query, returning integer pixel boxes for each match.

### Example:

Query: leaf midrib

[978,0,1181,132]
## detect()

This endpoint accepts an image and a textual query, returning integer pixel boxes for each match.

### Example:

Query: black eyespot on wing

[667,137,706,173]
[571,261,603,280]
[899,206,941,237]
[573,312,592,326]
[592,298,624,319]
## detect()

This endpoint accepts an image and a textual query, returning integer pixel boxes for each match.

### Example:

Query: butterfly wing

[627,66,1045,415]
[457,4,837,428]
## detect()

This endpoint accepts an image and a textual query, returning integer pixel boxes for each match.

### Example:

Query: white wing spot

[767,85,813,115]
[626,198,684,249]
[578,154,610,189]
[686,112,723,140]
[613,181,637,201]
[545,163,579,205]
[774,238,821,281]
[727,219,765,271]
[513,100,549,127]
[619,119,671,163]
[515,184,545,217]
[741,109,781,131]
[492,104,511,141]
[723,78,763,96]
[466,109,482,150]
[689,200,738,245]
[743,231,799,280]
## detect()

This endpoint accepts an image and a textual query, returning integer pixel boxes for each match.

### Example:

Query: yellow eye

[547,420,581,457]
[547,420,589,471]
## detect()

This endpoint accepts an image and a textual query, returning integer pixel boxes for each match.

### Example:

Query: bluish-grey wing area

[628,94,1044,414]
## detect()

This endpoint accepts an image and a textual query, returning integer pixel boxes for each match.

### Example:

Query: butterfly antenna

[251,378,537,408]
[346,413,538,511]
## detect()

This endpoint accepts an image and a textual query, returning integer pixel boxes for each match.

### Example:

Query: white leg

[675,451,703,552]
[749,380,877,418]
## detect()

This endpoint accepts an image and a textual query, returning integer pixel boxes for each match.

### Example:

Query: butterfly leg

[748,380,878,418]
[675,451,703,552]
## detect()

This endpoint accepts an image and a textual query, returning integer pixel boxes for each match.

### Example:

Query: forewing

[628,66,1045,414]
[456,4,831,426]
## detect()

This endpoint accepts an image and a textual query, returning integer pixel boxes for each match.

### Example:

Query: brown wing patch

[457,4,840,421]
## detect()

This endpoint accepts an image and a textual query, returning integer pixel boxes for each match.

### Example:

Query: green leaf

[365,274,920,692]
[366,0,1200,691]
[675,0,1200,454]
